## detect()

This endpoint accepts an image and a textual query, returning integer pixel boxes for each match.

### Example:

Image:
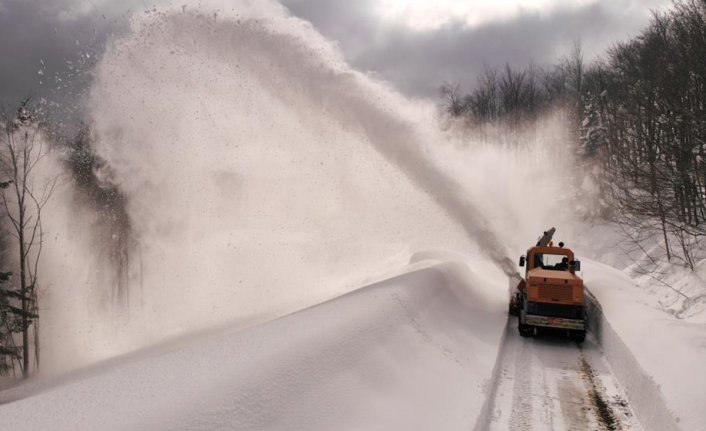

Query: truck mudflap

[525,314,585,330]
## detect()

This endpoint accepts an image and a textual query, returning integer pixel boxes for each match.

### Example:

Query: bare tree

[0,99,57,377]
[440,81,467,117]
[470,66,499,122]
[593,1,706,268]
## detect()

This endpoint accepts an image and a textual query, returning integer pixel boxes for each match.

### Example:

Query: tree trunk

[19,217,29,378]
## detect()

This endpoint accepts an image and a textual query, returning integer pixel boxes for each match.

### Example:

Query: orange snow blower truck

[509,227,586,342]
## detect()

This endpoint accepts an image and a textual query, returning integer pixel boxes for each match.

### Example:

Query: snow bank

[573,223,706,319]
[0,262,507,430]
[584,259,706,431]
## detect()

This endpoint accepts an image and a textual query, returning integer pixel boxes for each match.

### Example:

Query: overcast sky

[0,0,673,112]
[282,0,673,97]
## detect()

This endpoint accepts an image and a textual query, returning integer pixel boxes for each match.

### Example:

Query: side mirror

[519,256,526,267]
[573,260,581,271]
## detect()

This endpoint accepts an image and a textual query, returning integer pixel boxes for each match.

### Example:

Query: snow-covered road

[484,319,641,431]
[0,259,690,430]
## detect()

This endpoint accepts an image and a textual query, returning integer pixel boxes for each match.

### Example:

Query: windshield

[533,253,570,271]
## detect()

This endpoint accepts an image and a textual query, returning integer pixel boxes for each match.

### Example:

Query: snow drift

[0,262,507,430]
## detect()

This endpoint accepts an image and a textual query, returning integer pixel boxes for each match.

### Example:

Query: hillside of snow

[0,262,508,430]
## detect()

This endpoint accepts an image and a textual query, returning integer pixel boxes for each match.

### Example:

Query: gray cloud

[0,0,139,121]
[282,0,673,98]
[0,0,673,118]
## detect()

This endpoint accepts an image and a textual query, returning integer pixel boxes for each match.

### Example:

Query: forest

[442,0,706,269]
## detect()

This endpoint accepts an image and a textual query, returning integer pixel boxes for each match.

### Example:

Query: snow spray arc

[39,1,516,373]
[66,126,134,310]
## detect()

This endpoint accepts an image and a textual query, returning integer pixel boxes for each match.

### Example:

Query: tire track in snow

[507,337,535,430]
[485,318,642,431]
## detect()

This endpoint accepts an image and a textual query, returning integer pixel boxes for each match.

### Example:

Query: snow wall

[585,292,681,430]
[34,0,579,374]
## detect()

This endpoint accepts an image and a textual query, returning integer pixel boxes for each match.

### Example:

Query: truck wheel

[519,324,533,337]
[571,330,586,343]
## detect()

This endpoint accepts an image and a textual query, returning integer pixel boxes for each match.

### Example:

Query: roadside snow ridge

[0,262,507,431]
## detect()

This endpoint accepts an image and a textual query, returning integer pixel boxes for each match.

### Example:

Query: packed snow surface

[486,320,642,431]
